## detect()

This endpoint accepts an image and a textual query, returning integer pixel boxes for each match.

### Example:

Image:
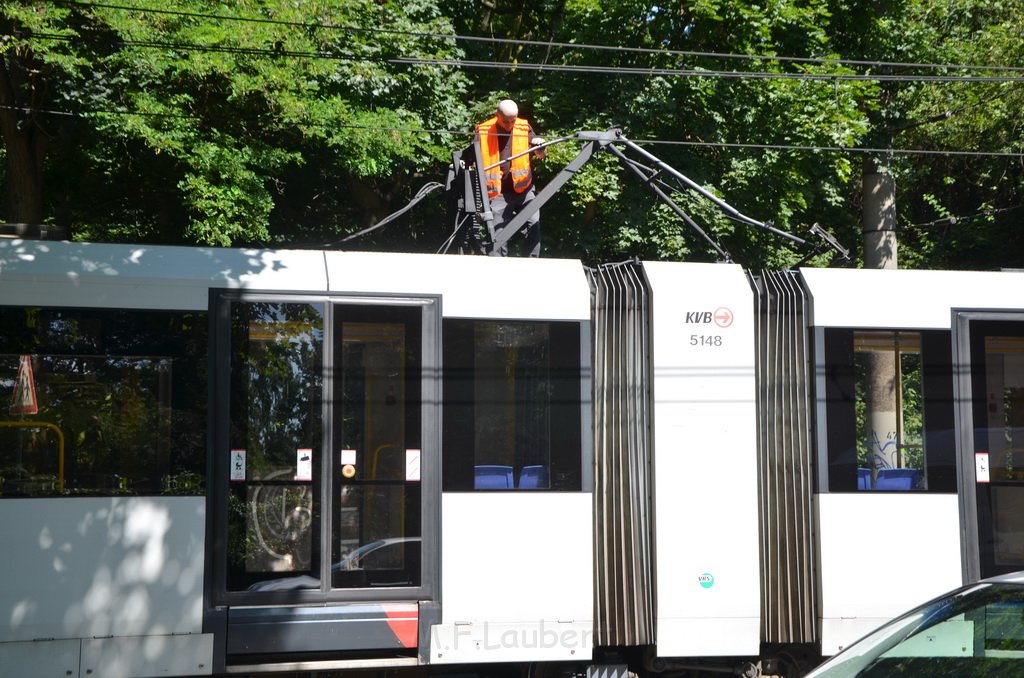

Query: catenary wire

[29,32,1024,84]
[3,104,1023,159]
[906,204,1024,230]
[52,0,1024,76]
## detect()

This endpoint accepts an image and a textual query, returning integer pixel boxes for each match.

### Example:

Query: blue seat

[875,468,922,490]
[474,465,514,489]
[518,465,550,489]
[857,467,872,490]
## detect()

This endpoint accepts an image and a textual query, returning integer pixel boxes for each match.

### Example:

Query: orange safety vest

[476,117,533,198]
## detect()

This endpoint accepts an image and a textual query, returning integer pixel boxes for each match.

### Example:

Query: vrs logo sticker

[698,573,715,589]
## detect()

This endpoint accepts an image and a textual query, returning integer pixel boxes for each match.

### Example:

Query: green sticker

[698,573,714,589]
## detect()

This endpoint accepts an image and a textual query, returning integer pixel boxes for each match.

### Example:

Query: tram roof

[800,266,1024,329]
[0,240,590,321]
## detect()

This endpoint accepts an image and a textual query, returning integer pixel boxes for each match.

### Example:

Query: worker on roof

[475,99,547,257]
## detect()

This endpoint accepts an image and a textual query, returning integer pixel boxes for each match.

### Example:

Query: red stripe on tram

[380,603,419,648]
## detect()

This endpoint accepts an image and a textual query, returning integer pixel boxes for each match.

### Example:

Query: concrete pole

[863,157,898,270]
[862,157,900,477]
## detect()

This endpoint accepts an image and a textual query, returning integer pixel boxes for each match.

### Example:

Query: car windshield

[808,582,1024,677]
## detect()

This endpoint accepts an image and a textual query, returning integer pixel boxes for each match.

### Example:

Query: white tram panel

[431,494,594,664]
[323,250,592,321]
[801,267,1024,329]
[799,267,1000,655]
[0,240,592,319]
[0,497,210,676]
[0,239,328,310]
[372,253,597,664]
[816,493,961,654]
[0,242,224,676]
[644,261,761,658]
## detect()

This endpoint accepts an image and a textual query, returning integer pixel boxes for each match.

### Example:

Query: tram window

[442,319,583,491]
[0,307,207,497]
[821,328,956,492]
[226,302,323,589]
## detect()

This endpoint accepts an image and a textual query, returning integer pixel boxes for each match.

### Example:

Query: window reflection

[0,308,206,497]
[853,331,925,489]
[443,319,582,491]
[822,328,956,492]
[976,335,1024,570]
[473,323,552,484]
[331,310,422,590]
[226,301,323,590]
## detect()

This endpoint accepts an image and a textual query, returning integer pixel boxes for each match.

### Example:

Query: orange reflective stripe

[510,167,532,192]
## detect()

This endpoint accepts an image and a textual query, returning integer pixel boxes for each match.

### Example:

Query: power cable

[30,31,1024,84]
[389,55,1024,82]
[906,204,1023,230]
[322,181,445,247]
[53,0,1024,76]
[4,103,1023,159]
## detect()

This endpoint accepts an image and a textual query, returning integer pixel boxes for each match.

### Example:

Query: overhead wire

[905,204,1024,230]
[9,5,1024,159]
[52,0,1024,76]
[4,103,1023,159]
[29,31,1024,83]
[322,181,445,248]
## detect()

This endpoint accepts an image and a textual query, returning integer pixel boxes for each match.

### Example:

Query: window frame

[208,290,442,608]
[816,326,957,494]
[0,304,207,498]
[441,317,590,492]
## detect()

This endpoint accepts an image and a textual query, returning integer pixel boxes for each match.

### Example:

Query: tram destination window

[821,328,956,492]
[0,307,207,497]
[443,319,583,491]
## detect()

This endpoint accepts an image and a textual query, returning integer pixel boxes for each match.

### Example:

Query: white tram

[1,238,1022,677]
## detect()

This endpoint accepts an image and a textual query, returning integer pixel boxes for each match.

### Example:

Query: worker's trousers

[490,187,540,258]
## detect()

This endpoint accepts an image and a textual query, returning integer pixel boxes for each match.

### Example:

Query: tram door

[212,295,438,660]
[955,312,1024,581]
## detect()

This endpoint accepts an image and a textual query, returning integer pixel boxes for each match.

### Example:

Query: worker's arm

[529,125,547,159]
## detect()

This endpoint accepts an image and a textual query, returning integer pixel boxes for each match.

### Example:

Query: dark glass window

[0,307,206,497]
[966,323,1024,576]
[330,310,422,590]
[822,328,956,492]
[225,301,323,591]
[443,319,582,491]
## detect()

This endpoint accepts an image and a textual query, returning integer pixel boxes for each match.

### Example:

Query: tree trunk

[1,121,46,225]
[1,52,48,225]
[862,156,900,476]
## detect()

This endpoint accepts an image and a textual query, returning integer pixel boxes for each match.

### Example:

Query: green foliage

[2,0,1022,267]
[2,0,471,246]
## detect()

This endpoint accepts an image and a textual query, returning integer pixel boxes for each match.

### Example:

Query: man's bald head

[496,99,519,131]
[497,100,519,117]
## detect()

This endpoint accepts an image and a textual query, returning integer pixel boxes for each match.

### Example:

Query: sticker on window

[230,449,246,482]
[406,449,421,482]
[296,448,313,481]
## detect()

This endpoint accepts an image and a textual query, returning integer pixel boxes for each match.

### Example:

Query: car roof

[981,570,1024,585]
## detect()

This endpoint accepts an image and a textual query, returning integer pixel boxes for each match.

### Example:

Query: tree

[1,0,471,246]
[1,3,83,225]
[4,0,1022,268]
[884,0,1024,269]
[446,0,873,266]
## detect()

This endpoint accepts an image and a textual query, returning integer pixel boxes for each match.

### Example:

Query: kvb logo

[684,307,734,328]
[684,311,713,324]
